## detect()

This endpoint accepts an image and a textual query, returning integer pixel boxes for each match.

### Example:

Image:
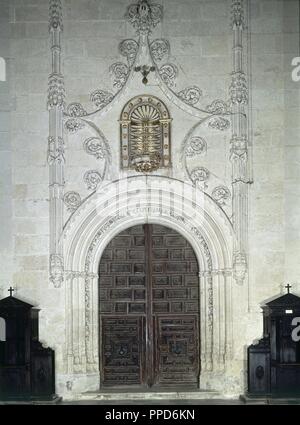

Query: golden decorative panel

[120,95,171,172]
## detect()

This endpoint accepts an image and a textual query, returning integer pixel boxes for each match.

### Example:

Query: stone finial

[49,0,63,32]
[125,0,163,35]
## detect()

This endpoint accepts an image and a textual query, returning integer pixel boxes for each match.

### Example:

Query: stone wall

[0,0,13,297]
[248,0,300,318]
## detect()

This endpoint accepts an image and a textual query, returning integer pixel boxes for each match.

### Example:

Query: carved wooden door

[99,224,200,389]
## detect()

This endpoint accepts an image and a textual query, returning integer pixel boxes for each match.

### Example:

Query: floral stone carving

[67,103,87,117]
[109,62,129,89]
[90,90,114,109]
[159,64,178,88]
[177,86,202,105]
[119,39,139,65]
[212,186,231,206]
[64,118,85,134]
[84,137,108,160]
[185,136,207,157]
[63,191,81,212]
[208,117,231,131]
[190,167,210,186]
[84,170,103,191]
[150,39,170,62]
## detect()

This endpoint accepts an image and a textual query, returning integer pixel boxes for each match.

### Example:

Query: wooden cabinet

[248,291,300,396]
[0,294,57,401]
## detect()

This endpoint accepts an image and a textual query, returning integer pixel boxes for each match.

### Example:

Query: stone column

[48,0,65,288]
[199,272,207,372]
[65,272,74,374]
[72,274,80,371]
[85,273,99,373]
[230,0,249,286]
[224,270,233,361]
[200,271,213,371]
[78,274,87,372]
[212,270,226,371]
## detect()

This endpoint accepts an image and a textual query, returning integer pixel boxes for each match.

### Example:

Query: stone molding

[48,0,65,288]
[229,0,250,286]
[62,176,233,375]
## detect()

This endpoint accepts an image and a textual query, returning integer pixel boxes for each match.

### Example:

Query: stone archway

[62,175,233,394]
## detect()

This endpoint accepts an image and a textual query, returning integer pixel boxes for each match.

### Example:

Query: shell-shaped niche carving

[120,95,172,173]
[131,104,160,122]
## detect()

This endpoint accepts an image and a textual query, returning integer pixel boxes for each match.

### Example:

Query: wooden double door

[99,224,200,389]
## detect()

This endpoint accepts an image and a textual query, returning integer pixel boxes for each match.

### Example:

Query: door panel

[154,316,199,387]
[101,317,145,386]
[99,224,200,389]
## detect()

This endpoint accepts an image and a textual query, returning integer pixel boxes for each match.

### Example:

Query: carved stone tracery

[46,0,248,392]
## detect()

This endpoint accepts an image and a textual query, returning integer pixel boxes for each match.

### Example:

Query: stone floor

[61,399,243,405]
[2,398,300,405]
[60,398,300,405]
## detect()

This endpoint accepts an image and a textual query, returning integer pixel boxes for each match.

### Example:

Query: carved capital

[65,271,98,281]
[233,251,247,285]
[50,254,64,288]
[47,136,65,164]
[230,135,248,161]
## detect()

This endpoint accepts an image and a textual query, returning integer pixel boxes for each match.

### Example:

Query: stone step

[78,390,224,401]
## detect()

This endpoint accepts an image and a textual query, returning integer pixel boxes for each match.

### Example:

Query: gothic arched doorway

[99,223,200,389]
